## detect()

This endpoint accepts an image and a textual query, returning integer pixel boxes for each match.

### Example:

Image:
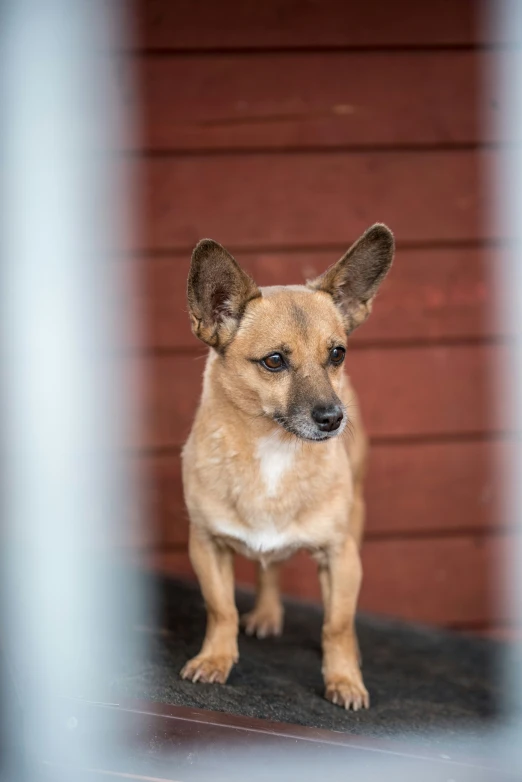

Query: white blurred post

[487,0,522,739]
[0,0,143,776]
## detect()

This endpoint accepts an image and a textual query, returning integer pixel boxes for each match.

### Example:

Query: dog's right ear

[187,239,261,350]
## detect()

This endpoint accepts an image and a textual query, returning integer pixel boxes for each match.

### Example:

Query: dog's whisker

[340,420,356,444]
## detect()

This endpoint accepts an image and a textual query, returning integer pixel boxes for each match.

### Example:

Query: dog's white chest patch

[255,433,295,497]
[213,518,295,555]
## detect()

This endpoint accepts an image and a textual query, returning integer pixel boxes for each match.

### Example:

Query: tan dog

[180,224,394,710]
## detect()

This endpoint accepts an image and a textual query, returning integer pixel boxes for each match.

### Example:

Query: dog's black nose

[311,404,344,432]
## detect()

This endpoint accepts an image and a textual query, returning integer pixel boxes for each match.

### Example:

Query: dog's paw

[325,674,369,711]
[180,653,235,684]
[241,607,283,638]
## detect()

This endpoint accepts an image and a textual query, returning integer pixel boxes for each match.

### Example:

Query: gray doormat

[112,577,503,745]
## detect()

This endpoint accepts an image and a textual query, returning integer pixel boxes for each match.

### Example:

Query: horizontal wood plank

[138,453,188,547]
[136,151,489,251]
[132,246,501,350]
[136,0,489,50]
[135,51,491,151]
[133,439,508,548]
[138,532,508,626]
[136,344,504,449]
[367,439,508,536]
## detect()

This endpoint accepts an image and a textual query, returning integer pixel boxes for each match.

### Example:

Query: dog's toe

[325,676,369,711]
[180,654,235,684]
[241,608,283,639]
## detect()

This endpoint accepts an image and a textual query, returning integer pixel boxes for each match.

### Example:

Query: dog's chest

[234,432,302,510]
[213,432,322,560]
[253,433,296,497]
[213,517,302,561]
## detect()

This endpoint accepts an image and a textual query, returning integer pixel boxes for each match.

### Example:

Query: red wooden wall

[125,0,512,632]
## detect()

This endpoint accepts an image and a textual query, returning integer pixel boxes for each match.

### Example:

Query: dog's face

[187,225,394,442]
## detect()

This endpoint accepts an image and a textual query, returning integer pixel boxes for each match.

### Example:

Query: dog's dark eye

[330,346,346,365]
[261,353,285,371]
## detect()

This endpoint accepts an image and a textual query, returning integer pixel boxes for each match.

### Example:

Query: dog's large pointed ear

[187,239,261,349]
[307,223,394,334]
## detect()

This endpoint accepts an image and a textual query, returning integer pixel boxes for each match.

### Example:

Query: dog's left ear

[308,223,394,334]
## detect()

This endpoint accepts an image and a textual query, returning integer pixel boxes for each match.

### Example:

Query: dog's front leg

[319,535,369,710]
[180,527,238,684]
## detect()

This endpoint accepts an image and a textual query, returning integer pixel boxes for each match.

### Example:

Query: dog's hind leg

[241,562,284,638]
